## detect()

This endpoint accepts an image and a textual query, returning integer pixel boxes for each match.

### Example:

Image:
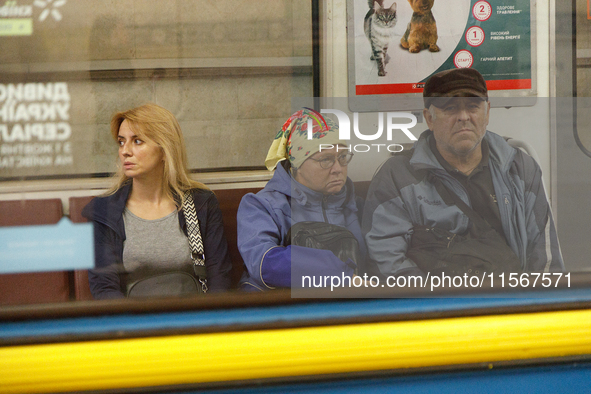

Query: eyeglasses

[309,152,354,169]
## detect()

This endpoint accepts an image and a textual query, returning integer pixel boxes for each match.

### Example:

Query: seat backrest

[0,198,71,305]
[68,196,96,301]
[0,198,63,226]
[69,195,95,224]
[214,187,263,287]
[354,180,371,200]
[505,137,542,166]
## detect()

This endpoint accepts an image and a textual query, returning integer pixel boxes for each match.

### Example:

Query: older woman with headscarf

[237,109,367,290]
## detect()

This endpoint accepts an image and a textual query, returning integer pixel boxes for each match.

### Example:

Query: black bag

[127,271,202,297]
[286,221,360,270]
[407,176,522,276]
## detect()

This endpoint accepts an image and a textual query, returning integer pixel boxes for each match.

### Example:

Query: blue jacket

[82,183,232,299]
[362,130,564,277]
[237,164,367,290]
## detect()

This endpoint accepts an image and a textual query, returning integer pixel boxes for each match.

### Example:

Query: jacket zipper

[502,175,525,267]
[322,195,329,223]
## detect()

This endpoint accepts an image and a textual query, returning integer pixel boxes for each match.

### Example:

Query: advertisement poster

[0,82,74,175]
[348,0,533,99]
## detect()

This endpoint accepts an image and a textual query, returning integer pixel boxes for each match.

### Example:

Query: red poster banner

[356,79,532,96]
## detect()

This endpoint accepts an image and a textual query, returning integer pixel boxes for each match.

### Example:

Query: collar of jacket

[82,182,212,238]
[265,163,356,211]
[409,129,517,173]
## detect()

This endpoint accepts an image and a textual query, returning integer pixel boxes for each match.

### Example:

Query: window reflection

[0,0,590,309]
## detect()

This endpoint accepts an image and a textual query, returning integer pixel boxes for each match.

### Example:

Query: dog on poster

[401,0,439,53]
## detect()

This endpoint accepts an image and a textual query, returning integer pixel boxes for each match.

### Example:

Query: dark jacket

[82,183,232,299]
[362,130,564,277]
[237,164,367,290]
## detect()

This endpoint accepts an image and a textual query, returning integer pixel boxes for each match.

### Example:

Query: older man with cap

[362,68,563,278]
[237,108,367,290]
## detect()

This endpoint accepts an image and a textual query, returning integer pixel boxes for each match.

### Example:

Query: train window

[0,1,313,181]
[0,0,314,307]
[0,0,589,311]
[2,4,591,394]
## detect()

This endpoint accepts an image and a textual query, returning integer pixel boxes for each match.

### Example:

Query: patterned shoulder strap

[182,191,208,293]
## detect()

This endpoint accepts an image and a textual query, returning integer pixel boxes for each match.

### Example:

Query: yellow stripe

[1,309,590,393]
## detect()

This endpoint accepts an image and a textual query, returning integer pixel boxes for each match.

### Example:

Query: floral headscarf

[265,108,342,171]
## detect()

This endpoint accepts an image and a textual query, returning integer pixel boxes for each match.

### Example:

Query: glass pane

[0,0,313,180]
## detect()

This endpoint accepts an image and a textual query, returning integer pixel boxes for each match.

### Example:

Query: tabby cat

[364,1,397,77]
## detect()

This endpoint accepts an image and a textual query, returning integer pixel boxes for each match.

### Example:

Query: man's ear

[484,100,491,125]
[423,107,434,130]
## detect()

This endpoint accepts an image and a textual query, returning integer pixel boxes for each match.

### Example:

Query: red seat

[0,198,71,305]
[214,188,263,287]
[68,196,96,301]
[354,180,371,200]
[69,195,95,224]
[0,199,62,227]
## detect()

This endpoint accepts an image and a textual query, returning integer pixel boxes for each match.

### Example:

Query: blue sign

[0,218,94,273]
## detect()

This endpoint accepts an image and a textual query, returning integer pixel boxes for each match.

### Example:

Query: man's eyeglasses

[309,152,354,169]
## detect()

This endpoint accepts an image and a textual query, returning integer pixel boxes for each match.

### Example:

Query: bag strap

[182,191,208,293]
[429,174,493,232]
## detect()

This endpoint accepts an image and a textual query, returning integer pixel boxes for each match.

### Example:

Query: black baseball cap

[423,68,488,108]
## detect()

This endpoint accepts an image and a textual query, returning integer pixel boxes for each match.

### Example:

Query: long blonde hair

[107,103,207,205]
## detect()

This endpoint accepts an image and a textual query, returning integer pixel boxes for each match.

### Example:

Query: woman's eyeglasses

[309,152,354,169]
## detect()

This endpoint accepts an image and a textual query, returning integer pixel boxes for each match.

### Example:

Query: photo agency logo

[305,108,418,153]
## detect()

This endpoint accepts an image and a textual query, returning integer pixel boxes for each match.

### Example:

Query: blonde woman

[82,104,232,299]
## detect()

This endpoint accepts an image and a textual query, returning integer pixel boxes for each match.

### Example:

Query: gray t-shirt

[122,208,193,289]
